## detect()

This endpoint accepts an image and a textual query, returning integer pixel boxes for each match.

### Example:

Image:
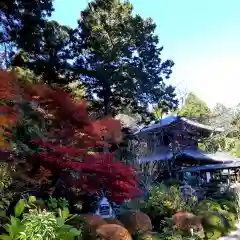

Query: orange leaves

[23,83,53,100]
[83,117,122,145]
[97,117,122,143]
[0,106,19,151]
[0,70,122,145]
[0,70,23,101]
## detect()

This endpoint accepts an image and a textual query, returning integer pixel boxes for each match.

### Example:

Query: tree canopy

[1,0,178,123]
[0,0,54,62]
[198,102,240,157]
[72,0,178,120]
[178,92,211,123]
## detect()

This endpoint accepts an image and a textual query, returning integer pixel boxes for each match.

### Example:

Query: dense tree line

[176,92,240,157]
[0,0,178,123]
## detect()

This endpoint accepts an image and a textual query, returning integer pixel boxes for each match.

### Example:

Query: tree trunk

[103,84,111,116]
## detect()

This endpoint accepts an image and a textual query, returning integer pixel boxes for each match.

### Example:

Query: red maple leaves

[0,70,141,203]
[26,83,141,203]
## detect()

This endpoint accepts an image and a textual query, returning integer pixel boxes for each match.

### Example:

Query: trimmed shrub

[201,211,228,235]
[71,214,106,240]
[119,211,152,236]
[172,211,203,234]
[96,224,132,240]
[104,218,124,226]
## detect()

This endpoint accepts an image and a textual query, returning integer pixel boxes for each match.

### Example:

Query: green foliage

[0,163,13,194]
[219,200,238,214]
[178,92,211,123]
[0,216,25,240]
[14,67,43,85]
[74,0,177,119]
[145,184,192,218]
[0,165,13,222]
[155,221,203,240]
[14,199,26,218]
[0,196,37,240]
[26,20,74,83]
[120,185,239,240]
[194,200,222,215]
[18,208,81,240]
[0,0,54,61]
[200,105,240,156]
[19,210,59,240]
[0,197,81,240]
[120,200,147,213]
[9,100,47,157]
[198,134,236,153]
[152,107,163,121]
[63,81,87,101]
[196,197,239,240]
[201,211,229,235]
[45,197,69,212]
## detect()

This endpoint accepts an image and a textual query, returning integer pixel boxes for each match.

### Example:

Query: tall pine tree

[73,0,177,121]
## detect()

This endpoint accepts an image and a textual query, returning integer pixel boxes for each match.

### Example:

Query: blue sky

[51,0,240,108]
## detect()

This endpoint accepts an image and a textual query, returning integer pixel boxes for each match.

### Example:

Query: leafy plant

[0,197,29,240]
[45,197,69,212]
[18,208,81,240]
[0,197,81,240]
[194,200,222,215]
[0,216,25,240]
[19,210,58,240]
[145,184,189,218]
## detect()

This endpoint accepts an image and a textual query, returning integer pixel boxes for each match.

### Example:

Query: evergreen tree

[0,0,54,53]
[73,0,178,121]
[11,21,74,84]
[26,21,74,84]
[178,92,211,123]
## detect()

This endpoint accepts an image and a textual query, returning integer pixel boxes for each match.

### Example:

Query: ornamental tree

[0,70,142,203]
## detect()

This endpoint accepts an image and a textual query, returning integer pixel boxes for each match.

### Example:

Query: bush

[119,211,152,236]
[196,198,238,240]
[145,184,190,220]
[194,200,222,215]
[201,211,229,236]
[96,224,132,240]
[19,209,81,240]
[0,197,81,240]
[172,211,203,235]
[219,210,237,230]
[104,218,124,226]
[45,197,69,212]
[218,199,238,215]
[204,230,222,240]
[73,214,106,240]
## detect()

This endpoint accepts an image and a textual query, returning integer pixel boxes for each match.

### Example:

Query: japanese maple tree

[0,70,141,203]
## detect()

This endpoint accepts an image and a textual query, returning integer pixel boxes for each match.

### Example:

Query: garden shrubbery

[0,196,81,240]
[118,183,240,240]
